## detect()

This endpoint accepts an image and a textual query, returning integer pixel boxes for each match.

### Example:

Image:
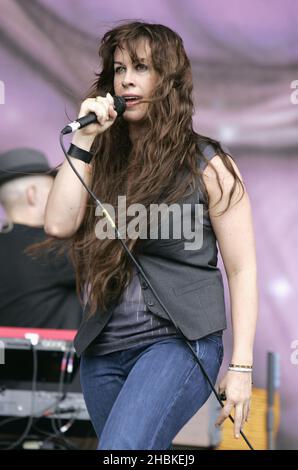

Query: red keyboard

[0,326,77,341]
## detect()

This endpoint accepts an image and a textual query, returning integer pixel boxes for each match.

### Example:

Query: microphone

[61,95,126,135]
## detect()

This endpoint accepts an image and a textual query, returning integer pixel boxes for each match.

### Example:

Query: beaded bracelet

[229,364,252,369]
[228,366,252,373]
[67,143,93,164]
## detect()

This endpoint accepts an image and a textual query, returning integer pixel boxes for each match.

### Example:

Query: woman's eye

[114,64,147,74]
[115,66,125,73]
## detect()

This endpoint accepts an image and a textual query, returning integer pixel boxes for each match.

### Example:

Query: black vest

[74,141,227,356]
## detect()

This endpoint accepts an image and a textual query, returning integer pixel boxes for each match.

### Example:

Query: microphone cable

[59,131,255,450]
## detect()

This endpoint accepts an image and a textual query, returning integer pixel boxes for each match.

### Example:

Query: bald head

[0,175,54,227]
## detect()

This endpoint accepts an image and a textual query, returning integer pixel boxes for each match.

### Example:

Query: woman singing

[45,21,258,450]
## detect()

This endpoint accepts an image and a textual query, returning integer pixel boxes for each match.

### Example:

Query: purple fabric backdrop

[0,0,297,449]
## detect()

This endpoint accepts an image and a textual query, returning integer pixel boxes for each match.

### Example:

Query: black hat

[0,148,57,186]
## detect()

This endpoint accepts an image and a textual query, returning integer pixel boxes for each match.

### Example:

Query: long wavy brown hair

[31,21,245,317]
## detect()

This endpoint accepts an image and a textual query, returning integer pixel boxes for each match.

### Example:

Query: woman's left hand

[215,370,252,438]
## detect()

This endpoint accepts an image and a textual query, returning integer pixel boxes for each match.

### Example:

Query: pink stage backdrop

[0,0,297,449]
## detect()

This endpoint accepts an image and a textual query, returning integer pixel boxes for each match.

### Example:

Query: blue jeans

[80,333,224,450]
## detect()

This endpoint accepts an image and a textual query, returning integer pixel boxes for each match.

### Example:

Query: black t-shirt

[0,223,82,329]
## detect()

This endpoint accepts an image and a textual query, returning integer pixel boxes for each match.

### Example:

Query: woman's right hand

[72,93,118,145]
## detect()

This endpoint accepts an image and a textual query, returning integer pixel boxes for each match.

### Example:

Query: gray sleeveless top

[85,141,228,356]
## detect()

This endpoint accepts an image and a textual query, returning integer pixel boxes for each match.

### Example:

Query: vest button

[141,282,148,289]
[147,301,155,306]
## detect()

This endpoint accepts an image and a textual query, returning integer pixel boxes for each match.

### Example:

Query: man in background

[0,148,82,329]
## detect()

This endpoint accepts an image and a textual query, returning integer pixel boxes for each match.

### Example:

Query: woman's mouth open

[123,96,143,108]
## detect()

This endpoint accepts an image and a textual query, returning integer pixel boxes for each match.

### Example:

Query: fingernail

[236,434,239,439]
